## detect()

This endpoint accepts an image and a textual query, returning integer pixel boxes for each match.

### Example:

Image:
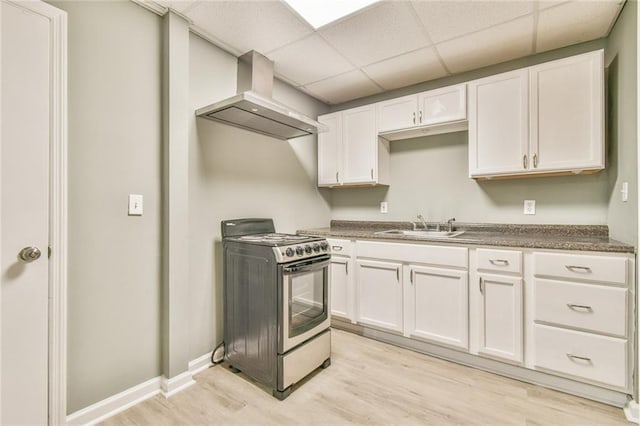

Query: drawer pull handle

[566,353,592,363]
[565,265,592,273]
[567,303,593,312]
[331,246,343,251]
[489,259,509,266]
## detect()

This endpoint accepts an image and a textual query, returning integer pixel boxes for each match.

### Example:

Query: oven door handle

[283,258,330,274]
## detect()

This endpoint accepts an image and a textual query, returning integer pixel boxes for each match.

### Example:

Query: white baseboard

[624,400,639,423]
[160,371,196,398]
[65,376,162,425]
[188,351,213,376]
[66,350,213,425]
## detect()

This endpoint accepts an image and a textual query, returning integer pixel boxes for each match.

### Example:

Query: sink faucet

[447,218,456,232]
[416,214,428,230]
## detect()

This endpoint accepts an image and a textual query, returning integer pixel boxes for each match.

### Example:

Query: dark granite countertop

[298,220,635,254]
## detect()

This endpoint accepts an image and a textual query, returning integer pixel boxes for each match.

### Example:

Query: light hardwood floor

[102,329,629,425]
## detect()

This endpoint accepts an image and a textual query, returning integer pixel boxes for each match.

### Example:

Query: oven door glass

[284,258,329,339]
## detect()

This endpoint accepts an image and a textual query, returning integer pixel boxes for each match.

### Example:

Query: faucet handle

[447,217,456,232]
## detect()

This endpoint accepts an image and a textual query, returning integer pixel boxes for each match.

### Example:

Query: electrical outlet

[621,182,629,203]
[523,200,536,215]
[380,202,388,214]
[128,194,143,216]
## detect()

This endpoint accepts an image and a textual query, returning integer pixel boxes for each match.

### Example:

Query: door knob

[19,246,41,263]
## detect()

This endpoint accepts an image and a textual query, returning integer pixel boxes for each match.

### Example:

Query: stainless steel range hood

[196,51,327,140]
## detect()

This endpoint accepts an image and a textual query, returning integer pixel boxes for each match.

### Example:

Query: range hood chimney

[196,51,327,140]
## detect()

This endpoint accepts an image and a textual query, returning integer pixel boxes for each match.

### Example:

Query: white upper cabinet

[529,51,604,172]
[377,84,467,141]
[318,105,389,188]
[376,94,417,133]
[469,49,604,179]
[317,112,341,186]
[468,69,529,177]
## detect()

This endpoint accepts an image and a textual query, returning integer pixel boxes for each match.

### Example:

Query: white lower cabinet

[531,250,632,391]
[327,237,634,399]
[405,265,468,349]
[356,259,403,333]
[327,238,353,321]
[477,273,523,363]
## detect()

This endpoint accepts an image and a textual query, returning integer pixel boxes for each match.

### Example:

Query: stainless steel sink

[375,229,465,239]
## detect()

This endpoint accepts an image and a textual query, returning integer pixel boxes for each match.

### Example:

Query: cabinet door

[342,105,377,184]
[329,257,351,320]
[529,50,604,172]
[317,112,341,186]
[478,273,523,363]
[356,259,403,333]
[405,265,468,349]
[376,94,417,133]
[418,84,466,126]
[468,69,529,177]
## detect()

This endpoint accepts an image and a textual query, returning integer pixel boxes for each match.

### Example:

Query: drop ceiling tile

[304,70,382,104]
[437,16,534,73]
[412,0,535,44]
[319,2,430,67]
[268,34,354,86]
[185,1,313,55]
[363,47,448,91]
[536,0,624,52]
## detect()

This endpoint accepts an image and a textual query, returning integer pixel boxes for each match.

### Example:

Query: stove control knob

[305,245,312,254]
[285,247,294,257]
[320,241,329,251]
[313,243,320,253]
[296,246,304,256]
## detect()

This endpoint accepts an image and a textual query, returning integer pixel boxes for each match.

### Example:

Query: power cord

[211,341,225,365]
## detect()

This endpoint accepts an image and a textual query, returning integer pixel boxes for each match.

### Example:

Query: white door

[1,1,52,423]
[478,273,523,363]
[342,105,376,184]
[468,69,529,177]
[405,265,468,350]
[529,50,604,172]
[317,112,341,187]
[376,94,417,133]
[356,259,403,333]
[329,257,350,320]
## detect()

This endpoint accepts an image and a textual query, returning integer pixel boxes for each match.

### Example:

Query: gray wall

[187,34,331,359]
[46,1,163,414]
[328,40,618,227]
[605,0,637,245]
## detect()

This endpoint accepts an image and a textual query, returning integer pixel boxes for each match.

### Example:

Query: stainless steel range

[221,218,331,400]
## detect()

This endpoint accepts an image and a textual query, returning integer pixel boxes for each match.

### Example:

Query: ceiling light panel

[284,0,381,29]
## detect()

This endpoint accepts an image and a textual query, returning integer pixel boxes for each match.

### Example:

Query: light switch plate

[380,202,388,214]
[523,199,536,215]
[128,194,143,216]
[621,182,629,202]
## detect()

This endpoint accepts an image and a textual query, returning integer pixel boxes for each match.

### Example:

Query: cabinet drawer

[356,241,467,268]
[533,252,627,285]
[535,279,627,337]
[327,238,353,256]
[534,324,627,390]
[476,249,522,274]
